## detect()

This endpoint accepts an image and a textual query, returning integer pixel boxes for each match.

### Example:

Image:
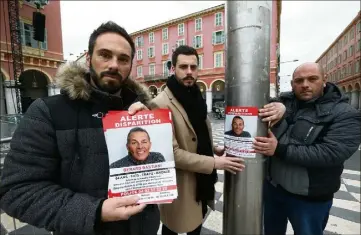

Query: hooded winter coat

[0,62,159,235]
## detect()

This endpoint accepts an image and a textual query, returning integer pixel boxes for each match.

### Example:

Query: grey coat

[269,82,361,200]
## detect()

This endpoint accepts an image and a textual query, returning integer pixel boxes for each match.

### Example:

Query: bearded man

[0,21,159,235]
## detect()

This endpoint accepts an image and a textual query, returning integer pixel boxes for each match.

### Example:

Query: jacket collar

[55,61,152,107]
[164,87,196,136]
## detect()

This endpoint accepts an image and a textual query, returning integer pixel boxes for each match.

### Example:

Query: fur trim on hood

[55,61,152,104]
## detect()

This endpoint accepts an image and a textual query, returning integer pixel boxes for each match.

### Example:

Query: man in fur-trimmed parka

[0,21,158,235]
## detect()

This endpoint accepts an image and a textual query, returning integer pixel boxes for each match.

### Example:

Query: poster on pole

[102,109,178,204]
[224,106,258,158]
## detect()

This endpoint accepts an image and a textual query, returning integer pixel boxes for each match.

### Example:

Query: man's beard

[175,74,197,87]
[89,64,130,94]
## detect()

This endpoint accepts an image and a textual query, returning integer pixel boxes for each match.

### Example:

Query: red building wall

[129,2,281,98]
[0,0,64,82]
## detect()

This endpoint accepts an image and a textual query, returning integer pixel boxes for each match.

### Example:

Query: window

[162,43,169,55]
[198,54,203,69]
[212,31,225,45]
[195,18,202,31]
[137,66,142,77]
[149,32,154,44]
[214,51,223,68]
[215,12,222,26]
[136,50,142,60]
[20,22,47,50]
[135,36,143,47]
[24,0,49,7]
[356,60,360,73]
[348,63,352,76]
[193,35,202,49]
[348,45,353,57]
[178,23,184,36]
[343,35,348,47]
[177,39,185,47]
[149,63,155,75]
[162,28,168,40]
[357,39,361,52]
[148,46,155,58]
[357,21,361,34]
[163,61,169,76]
[349,28,354,39]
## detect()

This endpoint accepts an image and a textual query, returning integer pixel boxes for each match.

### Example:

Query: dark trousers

[264,180,333,235]
[161,201,208,235]
[129,204,160,235]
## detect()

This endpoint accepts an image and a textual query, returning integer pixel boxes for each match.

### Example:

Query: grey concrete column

[206,89,212,113]
[351,90,360,110]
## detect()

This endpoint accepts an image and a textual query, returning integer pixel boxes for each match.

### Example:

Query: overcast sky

[60,1,360,92]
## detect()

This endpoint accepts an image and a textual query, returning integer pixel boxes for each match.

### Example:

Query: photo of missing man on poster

[108,126,169,169]
[224,115,253,138]
[103,109,177,204]
[109,126,166,169]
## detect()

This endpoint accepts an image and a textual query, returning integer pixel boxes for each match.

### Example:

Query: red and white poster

[102,109,177,204]
[224,106,258,158]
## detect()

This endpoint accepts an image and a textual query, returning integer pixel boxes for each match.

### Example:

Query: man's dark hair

[127,127,150,144]
[171,45,199,67]
[88,21,135,60]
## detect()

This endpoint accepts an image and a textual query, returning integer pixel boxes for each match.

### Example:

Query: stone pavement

[1,119,360,235]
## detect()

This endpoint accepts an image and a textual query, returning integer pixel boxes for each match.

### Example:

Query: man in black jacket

[254,62,361,235]
[0,21,159,235]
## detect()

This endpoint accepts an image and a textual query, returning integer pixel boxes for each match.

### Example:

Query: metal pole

[223,1,271,235]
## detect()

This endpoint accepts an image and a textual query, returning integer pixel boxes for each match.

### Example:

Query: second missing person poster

[102,109,177,204]
[224,106,258,158]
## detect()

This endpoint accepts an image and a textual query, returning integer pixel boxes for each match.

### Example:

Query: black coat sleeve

[0,99,102,235]
[277,109,361,167]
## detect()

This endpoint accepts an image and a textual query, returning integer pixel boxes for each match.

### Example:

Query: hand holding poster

[102,109,177,204]
[224,106,258,158]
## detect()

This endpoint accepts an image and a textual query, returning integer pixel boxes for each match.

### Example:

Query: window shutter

[20,21,25,45]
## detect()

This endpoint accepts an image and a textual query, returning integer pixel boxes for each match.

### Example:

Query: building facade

[129,2,282,112]
[0,0,64,115]
[315,11,361,110]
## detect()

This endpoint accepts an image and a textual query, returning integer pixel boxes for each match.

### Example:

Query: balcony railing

[143,73,169,82]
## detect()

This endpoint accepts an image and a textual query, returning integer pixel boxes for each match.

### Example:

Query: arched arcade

[19,70,50,113]
[148,85,158,99]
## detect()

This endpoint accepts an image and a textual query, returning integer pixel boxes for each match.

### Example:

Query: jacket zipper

[304,126,314,141]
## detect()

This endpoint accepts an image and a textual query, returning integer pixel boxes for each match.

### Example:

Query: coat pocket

[290,116,325,144]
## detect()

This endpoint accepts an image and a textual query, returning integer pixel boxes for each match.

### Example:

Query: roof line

[315,11,360,62]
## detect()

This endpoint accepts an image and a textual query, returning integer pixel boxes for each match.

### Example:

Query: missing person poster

[102,109,177,204]
[224,106,258,158]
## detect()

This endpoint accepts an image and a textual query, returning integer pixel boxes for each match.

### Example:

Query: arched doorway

[196,81,207,100]
[0,72,7,116]
[211,80,225,103]
[19,70,49,113]
[148,86,158,99]
[160,84,166,91]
